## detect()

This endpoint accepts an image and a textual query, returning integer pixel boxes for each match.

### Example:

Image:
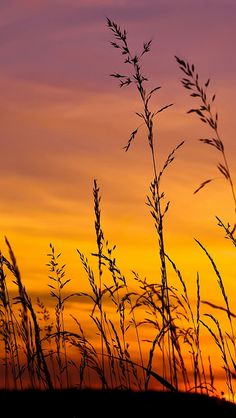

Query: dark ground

[1,389,236,417]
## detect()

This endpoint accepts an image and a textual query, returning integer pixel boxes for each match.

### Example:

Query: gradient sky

[1,2,236,385]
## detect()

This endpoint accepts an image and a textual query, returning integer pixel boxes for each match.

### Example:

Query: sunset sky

[1,1,236,386]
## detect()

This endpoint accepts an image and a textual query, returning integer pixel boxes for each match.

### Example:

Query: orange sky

[1,0,236,394]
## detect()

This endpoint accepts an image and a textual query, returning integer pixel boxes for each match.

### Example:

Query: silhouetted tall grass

[175,56,236,401]
[0,18,235,405]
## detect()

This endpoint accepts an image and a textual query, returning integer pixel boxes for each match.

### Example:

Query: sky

[1,0,236,391]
